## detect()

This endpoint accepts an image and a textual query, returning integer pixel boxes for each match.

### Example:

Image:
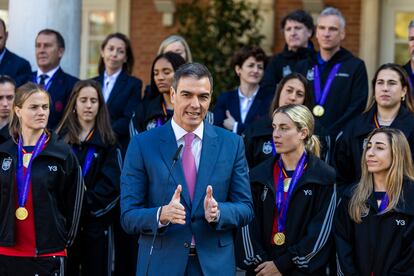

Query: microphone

[146,144,183,275]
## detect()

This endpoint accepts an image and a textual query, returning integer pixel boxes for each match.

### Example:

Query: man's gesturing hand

[160,185,186,225]
[204,185,219,223]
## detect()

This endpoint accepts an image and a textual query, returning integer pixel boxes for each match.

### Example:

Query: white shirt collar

[37,65,60,79]
[237,86,259,100]
[171,118,204,141]
[104,69,122,82]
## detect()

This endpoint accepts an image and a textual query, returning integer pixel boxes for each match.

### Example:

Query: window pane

[395,12,414,40]
[395,42,409,65]
[89,11,114,36]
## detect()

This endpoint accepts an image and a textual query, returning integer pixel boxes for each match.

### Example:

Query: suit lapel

[0,50,10,73]
[159,122,192,208]
[229,90,242,122]
[47,68,64,93]
[107,70,127,107]
[192,123,219,214]
[244,90,263,124]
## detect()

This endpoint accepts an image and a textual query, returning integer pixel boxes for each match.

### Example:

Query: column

[7,0,81,77]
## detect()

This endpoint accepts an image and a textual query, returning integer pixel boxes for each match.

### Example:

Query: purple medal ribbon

[313,63,341,106]
[16,133,47,208]
[377,193,389,214]
[275,152,307,233]
[155,117,164,128]
[73,146,96,177]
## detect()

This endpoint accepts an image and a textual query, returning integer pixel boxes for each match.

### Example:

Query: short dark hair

[37,29,65,49]
[280,9,315,36]
[98,32,134,75]
[0,75,16,87]
[149,52,186,100]
[172,63,213,93]
[231,45,268,76]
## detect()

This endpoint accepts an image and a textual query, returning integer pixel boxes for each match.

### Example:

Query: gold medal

[22,153,32,168]
[16,207,28,220]
[273,232,285,245]
[312,105,325,117]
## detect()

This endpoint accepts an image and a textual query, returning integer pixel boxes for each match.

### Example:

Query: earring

[402,95,406,101]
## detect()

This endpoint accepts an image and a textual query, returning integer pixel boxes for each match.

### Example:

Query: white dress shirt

[37,66,60,87]
[103,69,122,102]
[171,118,204,170]
[232,86,259,133]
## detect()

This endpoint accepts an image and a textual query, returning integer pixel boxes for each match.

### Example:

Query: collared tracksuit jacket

[236,154,336,275]
[334,181,414,275]
[0,133,83,255]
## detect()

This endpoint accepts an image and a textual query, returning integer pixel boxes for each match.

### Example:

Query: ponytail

[305,135,320,158]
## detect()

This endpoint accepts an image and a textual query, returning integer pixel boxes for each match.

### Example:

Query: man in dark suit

[0,19,31,87]
[32,29,78,129]
[121,63,254,275]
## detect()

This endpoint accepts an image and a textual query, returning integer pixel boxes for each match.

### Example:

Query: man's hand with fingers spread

[160,185,186,225]
[204,185,220,223]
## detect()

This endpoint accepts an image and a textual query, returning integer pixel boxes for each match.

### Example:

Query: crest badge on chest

[2,157,12,171]
[262,141,273,155]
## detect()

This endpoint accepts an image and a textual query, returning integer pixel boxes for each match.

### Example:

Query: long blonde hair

[272,104,320,157]
[349,128,414,223]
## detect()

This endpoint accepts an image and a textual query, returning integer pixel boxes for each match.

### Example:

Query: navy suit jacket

[213,87,272,134]
[93,70,142,152]
[32,67,78,129]
[0,49,31,87]
[121,120,254,276]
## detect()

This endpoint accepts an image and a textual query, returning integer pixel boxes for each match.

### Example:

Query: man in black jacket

[261,10,315,96]
[296,7,368,163]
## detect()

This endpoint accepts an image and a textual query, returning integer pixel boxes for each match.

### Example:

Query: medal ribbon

[275,152,307,232]
[156,102,168,127]
[72,146,96,177]
[16,133,47,208]
[373,112,380,129]
[377,192,389,214]
[313,63,341,106]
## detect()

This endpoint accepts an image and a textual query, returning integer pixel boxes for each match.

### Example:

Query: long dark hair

[268,72,313,117]
[149,52,186,100]
[365,63,414,113]
[56,80,116,146]
[98,32,134,75]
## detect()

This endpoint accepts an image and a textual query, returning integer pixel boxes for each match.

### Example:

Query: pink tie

[182,133,196,201]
